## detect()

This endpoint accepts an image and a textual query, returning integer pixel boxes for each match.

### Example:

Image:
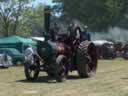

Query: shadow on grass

[16,76,57,84]
[67,75,89,81]
[16,75,87,84]
[67,75,81,80]
[0,66,9,69]
[121,77,128,80]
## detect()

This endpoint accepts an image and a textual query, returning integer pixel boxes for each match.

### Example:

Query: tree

[0,0,45,37]
[54,0,128,31]
[17,3,45,37]
[0,0,30,37]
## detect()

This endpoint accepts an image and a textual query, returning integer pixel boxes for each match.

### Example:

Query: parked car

[122,43,128,59]
[0,48,24,65]
[93,40,116,59]
[0,53,12,68]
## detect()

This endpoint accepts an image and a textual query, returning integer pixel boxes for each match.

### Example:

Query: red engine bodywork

[57,42,65,54]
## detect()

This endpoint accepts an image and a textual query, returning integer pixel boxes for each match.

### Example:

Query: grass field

[1,58,128,96]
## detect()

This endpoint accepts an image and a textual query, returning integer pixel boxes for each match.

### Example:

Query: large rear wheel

[77,41,97,78]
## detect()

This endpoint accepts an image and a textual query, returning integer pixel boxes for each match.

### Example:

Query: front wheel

[55,55,67,82]
[24,62,39,80]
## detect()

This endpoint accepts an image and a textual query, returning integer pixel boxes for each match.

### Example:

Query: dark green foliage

[55,0,128,31]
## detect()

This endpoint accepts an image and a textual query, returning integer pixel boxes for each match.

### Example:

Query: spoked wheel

[55,55,67,82]
[15,60,22,66]
[77,41,97,78]
[24,62,39,80]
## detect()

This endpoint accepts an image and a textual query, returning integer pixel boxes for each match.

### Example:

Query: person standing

[82,25,91,41]
[50,22,60,41]
[74,23,82,42]
[68,23,82,43]
[69,23,82,67]
[67,23,74,37]
[24,44,35,64]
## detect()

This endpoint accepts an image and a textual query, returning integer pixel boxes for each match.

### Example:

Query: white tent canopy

[31,37,45,42]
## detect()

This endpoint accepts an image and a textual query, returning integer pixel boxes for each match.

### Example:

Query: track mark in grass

[122,86,128,91]
[23,90,39,94]
[87,93,104,96]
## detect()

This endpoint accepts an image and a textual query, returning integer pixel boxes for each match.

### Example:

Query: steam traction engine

[24,34,98,82]
[23,6,97,82]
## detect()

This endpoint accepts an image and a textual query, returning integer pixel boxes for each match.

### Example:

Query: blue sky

[29,0,53,8]
[35,0,52,5]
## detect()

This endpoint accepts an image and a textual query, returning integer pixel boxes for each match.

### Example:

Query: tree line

[0,0,128,37]
[54,0,128,31]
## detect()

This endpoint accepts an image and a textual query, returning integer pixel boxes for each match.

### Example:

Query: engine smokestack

[44,6,51,34]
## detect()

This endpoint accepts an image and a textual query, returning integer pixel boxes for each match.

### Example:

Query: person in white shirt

[24,44,35,64]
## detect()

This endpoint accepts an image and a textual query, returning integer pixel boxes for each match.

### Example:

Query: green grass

[1,58,128,96]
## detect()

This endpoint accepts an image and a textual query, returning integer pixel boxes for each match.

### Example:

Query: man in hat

[82,25,91,41]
